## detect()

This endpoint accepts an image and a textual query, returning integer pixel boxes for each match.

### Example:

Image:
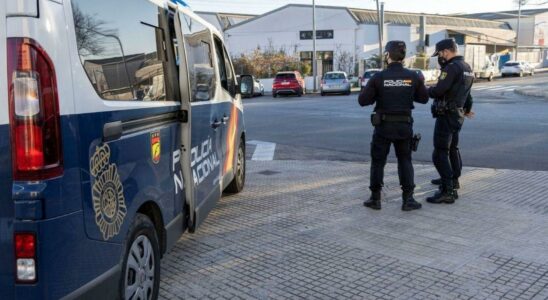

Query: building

[196,11,256,34]
[460,8,548,65]
[216,4,516,76]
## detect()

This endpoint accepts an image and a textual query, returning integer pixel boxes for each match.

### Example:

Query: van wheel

[121,214,160,300]
[488,74,493,81]
[225,140,246,193]
[519,71,524,77]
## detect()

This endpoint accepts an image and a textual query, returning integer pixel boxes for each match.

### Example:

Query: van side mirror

[238,75,254,98]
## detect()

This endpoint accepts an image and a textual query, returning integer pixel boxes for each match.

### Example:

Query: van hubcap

[125,235,155,300]
[237,147,245,184]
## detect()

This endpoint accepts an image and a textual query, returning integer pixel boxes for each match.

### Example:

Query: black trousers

[432,114,464,188]
[370,123,415,193]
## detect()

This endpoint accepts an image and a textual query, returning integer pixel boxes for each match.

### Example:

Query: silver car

[501,61,535,77]
[321,72,351,96]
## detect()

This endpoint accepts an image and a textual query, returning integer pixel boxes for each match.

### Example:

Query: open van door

[175,9,223,231]
[173,11,195,229]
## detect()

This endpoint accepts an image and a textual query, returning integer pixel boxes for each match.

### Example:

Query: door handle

[211,119,222,129]
[103,121,123,142]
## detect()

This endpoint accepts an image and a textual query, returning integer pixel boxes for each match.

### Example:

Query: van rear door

[0,1,15,298]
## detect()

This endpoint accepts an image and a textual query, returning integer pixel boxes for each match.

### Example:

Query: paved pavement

[160,160,548,300]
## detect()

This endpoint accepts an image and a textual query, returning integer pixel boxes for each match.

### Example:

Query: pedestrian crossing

[472,85,519,92]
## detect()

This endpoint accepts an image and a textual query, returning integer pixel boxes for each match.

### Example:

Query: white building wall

[226,5,358,58]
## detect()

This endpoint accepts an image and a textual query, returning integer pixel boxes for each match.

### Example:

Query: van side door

[178,12,222,229]
[212,36,239,187]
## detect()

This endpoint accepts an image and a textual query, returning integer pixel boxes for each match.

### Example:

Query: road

[243,72,548,171]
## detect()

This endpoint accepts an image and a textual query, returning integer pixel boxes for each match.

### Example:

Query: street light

[312,0,317,92]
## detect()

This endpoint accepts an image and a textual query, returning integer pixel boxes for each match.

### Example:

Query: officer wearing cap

[426,39,474,204]
[359,41,429,211]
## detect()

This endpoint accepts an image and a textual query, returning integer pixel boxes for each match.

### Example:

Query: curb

[514,88,548,99]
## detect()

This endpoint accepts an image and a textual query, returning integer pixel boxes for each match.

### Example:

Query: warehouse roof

[457,8,548,20]
[225,4,512,31]
[348,8,511,29]
[196,11,257,30]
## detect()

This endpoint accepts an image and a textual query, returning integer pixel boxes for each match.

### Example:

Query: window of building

[299,30,334,40]
[180,13,216,102]
[72,0,169,101]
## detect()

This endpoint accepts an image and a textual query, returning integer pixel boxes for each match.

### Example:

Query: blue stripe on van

[0,124,14,300]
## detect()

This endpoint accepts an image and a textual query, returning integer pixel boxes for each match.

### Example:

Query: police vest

[444,58,474,108]
[375,69,416,115]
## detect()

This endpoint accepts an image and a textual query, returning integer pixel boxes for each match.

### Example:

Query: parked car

[273,71,306,97]
[321,71,351,96]
[409,68,426,82]
[253,78,265,96]
[0,1,247,298]
[238,75,264,97]
[501,61,535,77]
[361,69,381,89]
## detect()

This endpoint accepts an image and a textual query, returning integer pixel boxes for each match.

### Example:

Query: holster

[411,133,421,152]
[371,113,382,126]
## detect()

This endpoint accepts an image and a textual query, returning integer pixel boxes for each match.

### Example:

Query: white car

[501,61,535,77]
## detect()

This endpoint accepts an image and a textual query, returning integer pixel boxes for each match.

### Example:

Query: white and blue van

[0,0,248,298]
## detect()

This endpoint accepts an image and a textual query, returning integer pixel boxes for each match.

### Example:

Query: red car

[272,71,306,97]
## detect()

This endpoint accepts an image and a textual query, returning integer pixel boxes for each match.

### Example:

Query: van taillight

[15,232,37,283]
[7,38,62,181]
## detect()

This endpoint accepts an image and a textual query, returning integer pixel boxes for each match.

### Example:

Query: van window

[71,0,168,101]
[324,73,345,80]
[213,37,236,97]
[180,13,215,102]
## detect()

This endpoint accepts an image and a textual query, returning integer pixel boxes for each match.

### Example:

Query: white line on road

[473,85,502,90]
[490,86,518,91]
[247,140,276,161]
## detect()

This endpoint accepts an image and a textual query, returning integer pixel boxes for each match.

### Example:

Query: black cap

[384,40,406,59]
[432,39,457,57]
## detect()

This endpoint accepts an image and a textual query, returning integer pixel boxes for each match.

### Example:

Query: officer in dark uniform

[359,41,429,211]
[426,39,474,204]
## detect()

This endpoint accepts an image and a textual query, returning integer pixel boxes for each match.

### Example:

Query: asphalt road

[243,72,548,171]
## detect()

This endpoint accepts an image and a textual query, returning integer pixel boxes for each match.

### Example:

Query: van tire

[120,213,161,300]
[225,140,246,194]
[273,93,277,98]
[488,73,493,81]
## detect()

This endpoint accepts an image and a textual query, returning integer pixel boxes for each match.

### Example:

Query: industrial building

[201,4,525,77]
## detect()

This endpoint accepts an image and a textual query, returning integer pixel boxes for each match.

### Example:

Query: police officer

[359,41,429,211]
[427,39,474,204]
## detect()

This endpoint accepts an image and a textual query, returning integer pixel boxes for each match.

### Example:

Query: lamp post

[312,0,317,92]
[376,0,384,69]
[516,0,522,60]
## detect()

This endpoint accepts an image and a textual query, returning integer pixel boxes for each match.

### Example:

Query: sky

[185,0,548,15]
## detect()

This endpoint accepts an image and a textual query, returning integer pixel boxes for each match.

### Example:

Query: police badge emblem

[440,71,448,80]
[151,132,161,164]
[90,144,127,241]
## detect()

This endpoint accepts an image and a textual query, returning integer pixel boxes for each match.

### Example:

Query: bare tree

[72,5,116,56]
[334,44,354,74]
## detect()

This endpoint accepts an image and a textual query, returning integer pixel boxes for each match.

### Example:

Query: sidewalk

[160,160,548,299]
[515,86,548,99]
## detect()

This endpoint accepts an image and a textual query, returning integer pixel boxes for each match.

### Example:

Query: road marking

[472,86,499,90]
[490,86,518,91]
[247,140,276,161]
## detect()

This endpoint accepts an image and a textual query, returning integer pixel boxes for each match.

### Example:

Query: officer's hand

[465,111,475,119]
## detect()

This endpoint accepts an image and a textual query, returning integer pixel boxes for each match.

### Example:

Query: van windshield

[324,73,345,80]
[276,73,296,80]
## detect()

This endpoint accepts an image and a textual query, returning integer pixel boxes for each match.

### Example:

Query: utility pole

[376,0,384,69]
[312,0,317,92]
[516,0,522,60]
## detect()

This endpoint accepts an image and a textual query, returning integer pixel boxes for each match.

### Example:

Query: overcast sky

[185,0,548,15]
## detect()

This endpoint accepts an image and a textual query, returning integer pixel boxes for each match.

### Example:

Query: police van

[0,0,249,298]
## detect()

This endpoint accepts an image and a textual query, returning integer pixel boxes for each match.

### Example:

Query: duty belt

[381,115,413,123]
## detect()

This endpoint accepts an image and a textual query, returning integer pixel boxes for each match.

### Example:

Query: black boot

[426,186,456,204]
[364,191,381,210]
[432,178,460,190]
[402,192,422,211]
